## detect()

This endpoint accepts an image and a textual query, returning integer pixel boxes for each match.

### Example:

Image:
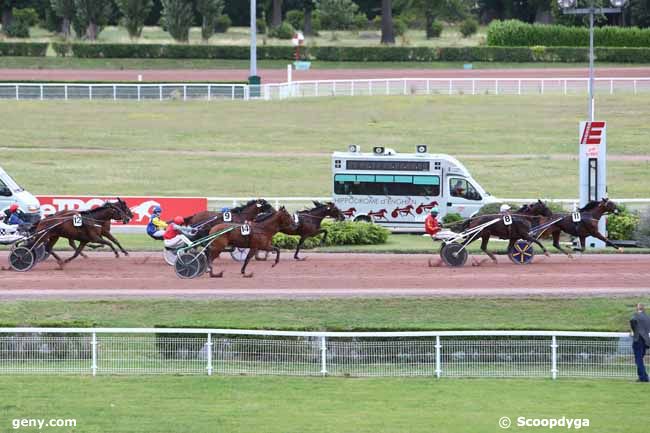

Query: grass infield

[1,297,647,330]
[0,377,645,433]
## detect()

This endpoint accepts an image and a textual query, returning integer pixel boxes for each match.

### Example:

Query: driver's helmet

[9,204,19,212]
[173,216,184,225]
[430,206,439,216]
[499,204,511,213]
[221,207,230,212]
[152,206,162,215]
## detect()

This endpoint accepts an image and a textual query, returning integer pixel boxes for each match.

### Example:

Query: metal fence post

[518,79,521,95]
[89,85,92,101]
[320,336,327,376]
[159,85,163,101]
[472,80,476,95]
[610,79,614,95]
[448,80,452,95]
[64,84,68,100]
[15,84,19,101]
[435,336,441,379]
[137,85,141,101]
[495,80,498,95]
[91,331,98,377]
[634,79,637,95]
[563,80,567,95]
[113,85,116,101]
[551,335,558,380]
[403,80,407,95]
[207,85,212,101]
[39,85,43,101]
[206,332,213,376]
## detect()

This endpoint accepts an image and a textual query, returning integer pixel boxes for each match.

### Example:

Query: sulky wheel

[174,253,202,279]
[508,240,535,265]
[195,252,208,277]
[230,247,250,262]
[9,246,36,272]
[34,244,49,263]
[440,242,468,267]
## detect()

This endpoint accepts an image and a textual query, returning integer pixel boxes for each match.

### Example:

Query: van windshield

[0,171,23,193]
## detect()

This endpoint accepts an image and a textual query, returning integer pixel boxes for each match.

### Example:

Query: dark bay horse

[34,200,132,267]
[281,201,345,260]
[520,198,622,256]
[184,199,272,238]
[206,206,297,278]
[454,200,553,265]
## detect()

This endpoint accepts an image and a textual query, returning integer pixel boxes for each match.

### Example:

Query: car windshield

[0,171,23,193]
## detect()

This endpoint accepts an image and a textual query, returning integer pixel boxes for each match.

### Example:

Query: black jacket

[630,312,650,346]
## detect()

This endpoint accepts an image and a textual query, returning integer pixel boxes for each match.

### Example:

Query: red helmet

[173,216,184,225]
[9,204,19,212]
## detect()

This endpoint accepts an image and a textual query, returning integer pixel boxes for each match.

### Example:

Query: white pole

[435,336,441,379]
[320,336,327,375]
[287,64,292,83]
[250,0,257,78]
[91,332,98,377]
[206,333,213,376]
[551,336,558,380]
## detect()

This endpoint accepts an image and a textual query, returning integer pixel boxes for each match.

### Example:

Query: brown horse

[206,206,296,278]
[34,200,132,267]
[184,199,272,239]
[281,201,345,260]
[68,198,133,258]
[520,198,622,256]
[452,200,553,265]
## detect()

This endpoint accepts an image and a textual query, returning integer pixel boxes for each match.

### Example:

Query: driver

[146,206,168,240]
[499,204,511,214]
[451,180,465,198]
[2,204,27,225]
[163,216,196,249]
[424,207,441,239]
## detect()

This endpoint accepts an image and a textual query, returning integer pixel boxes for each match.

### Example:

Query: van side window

[335,175,440,197]
[449,178,481,201]
[0,179,11,197]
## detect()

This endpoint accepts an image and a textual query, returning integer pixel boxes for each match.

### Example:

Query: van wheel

[354,216,372,223]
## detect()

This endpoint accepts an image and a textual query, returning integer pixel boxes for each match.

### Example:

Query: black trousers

[633,339,649,382]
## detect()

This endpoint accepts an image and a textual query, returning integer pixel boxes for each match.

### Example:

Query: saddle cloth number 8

[502,214,513,226]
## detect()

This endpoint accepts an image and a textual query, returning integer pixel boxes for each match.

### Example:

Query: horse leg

[102,232,129,256]
[525,235,550,257]
[294,237,307,261]
[591,231,624,251]
[272,247,281,267]
[46,236,65,269]
[318,229,328,246]
[241,248,256,278]
[479,232,498,265]
[208,240,225,278]
[579,236,587,253]
[64,241,88,263]
[86,233,120,258]
[68,239,89,259]
[552,230,573,258]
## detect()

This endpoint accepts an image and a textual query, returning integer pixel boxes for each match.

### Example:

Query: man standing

[630,303,650,382]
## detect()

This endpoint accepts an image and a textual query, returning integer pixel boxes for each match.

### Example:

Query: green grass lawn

[1,96,649,198]
[0,377,644,433]
[1,297,647,330]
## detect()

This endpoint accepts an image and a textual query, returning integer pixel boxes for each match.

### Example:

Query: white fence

[0,328,644,379]
[2,78,650,101]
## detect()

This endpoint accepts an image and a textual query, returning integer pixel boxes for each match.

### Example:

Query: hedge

[273,221,389,250]
[0,42,48,56]
[51,42,650,63]
[488,19,650,48]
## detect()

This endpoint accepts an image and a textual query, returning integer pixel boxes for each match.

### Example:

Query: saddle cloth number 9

[502,214,513,226]
[73,214,83,227]
[223,211,232,222]
[240,224,251,236]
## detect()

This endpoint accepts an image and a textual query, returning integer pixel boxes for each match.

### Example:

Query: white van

[0,166,41,223]
[332,145,498,232]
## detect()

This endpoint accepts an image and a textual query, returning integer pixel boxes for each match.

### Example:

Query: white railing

[261,77,650,100]
[2,78,650,101]
[0,328,643,379]
[0,83,249,101]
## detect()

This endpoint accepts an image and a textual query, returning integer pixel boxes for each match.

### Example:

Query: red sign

[580,121,605,145]
[36,196,207,226]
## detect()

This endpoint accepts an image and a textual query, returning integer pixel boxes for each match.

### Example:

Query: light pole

[249,0,260,85]
[558,0,627,248]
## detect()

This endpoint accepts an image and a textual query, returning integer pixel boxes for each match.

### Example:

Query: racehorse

[184,199,272,238]
[68,198,133,258]
[281,201,345,260]
[206,206,296,278]
[34,200,132,267]
[519,198,621,256]
[453,200,553,265]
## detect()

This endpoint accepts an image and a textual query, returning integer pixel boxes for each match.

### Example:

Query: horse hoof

[544,252,551,257]
[567,254,574,259]
[294,257,306,262]
[272,263,279,268]
[210,271,224,278]
[124,252,130,256]
[243,272,254,278]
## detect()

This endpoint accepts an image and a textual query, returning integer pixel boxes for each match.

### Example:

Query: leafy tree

[51,0,74,38]
[630,0,650,27]
[161,0,193,42]
[1,0,30,34]
[272,0,282,27]
[196,0,223,41]
[317,0,358,30]
[74,0,113,40]
[380,0,394,44]
[397,0,469,38]
[116,0,153,39]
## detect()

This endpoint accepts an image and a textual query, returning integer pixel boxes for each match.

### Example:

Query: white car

[0,166,41,223]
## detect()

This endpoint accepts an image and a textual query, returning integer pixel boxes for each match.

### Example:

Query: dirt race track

[0,252,648,299]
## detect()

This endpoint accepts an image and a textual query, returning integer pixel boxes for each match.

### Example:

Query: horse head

[277,206,298,231]
[528,200,553,217]
[110,198,133,224]
[600,197,619,215]
[324,202,345,221]
[256,198,273,213]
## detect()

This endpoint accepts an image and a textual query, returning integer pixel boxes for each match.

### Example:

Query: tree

[303,0,315,35]
[272,0,282,27]
[317,0,358,30]
[196,0,223,41]
[1,0,30,34]
[51,0,74,38]
[74,0,113,40]
[116,0,153,39]
[161,0,193,42]
[380,0,394,44]
[397,0,469,38]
